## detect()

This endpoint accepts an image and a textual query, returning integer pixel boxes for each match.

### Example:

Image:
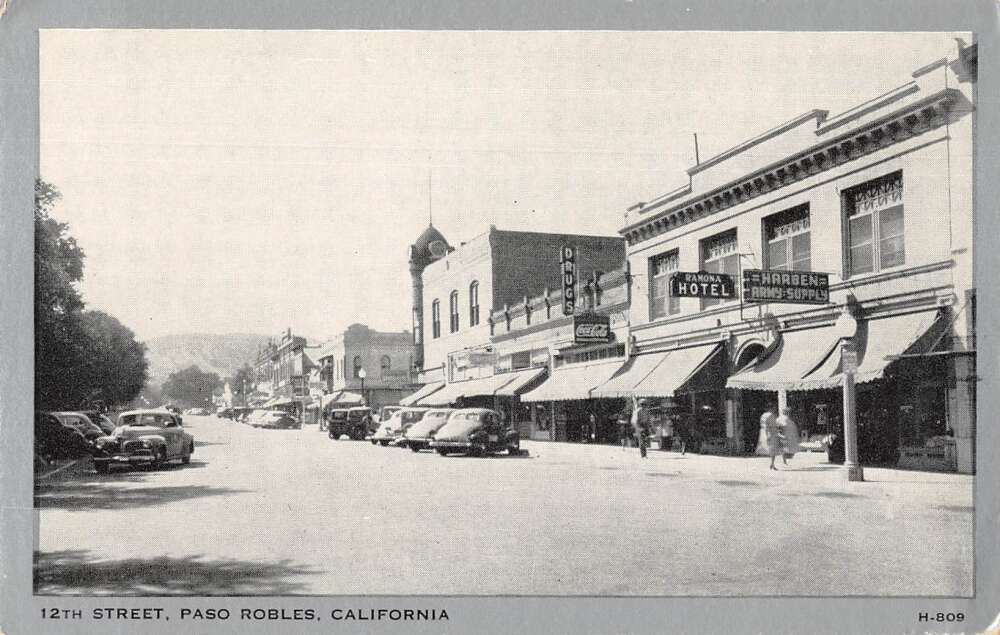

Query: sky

[39,30,965,343]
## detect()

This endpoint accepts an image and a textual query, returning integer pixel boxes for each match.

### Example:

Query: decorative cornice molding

[621,88,964,247]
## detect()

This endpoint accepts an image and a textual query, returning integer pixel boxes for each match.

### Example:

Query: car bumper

[429,440,473,450]
[93,454,155,466]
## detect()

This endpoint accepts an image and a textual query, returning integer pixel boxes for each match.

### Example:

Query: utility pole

[841,339,864,481]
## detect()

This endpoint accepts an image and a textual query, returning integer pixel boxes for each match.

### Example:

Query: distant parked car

[327,407,373,440]
[35,412,93,460]
[370,407,428,446]
[92,409,194,473]
[430,408,520,456]
[402,408,456,452]
[254,410,300,429]
[376,405,402,425]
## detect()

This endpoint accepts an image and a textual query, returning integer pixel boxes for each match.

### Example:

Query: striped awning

[520,360,625,403]
[593,344,723,398]
[399,382,444,407]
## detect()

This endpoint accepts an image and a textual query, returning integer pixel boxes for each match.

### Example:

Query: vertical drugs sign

[561,245,577,315]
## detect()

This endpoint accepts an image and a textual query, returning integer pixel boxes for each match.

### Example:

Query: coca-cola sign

[574,314,611,343]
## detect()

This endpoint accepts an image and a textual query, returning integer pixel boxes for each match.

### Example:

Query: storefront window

[700,229,739,310]
[650,250,679,319]
[845,171,904,276]
[764,204,811,271]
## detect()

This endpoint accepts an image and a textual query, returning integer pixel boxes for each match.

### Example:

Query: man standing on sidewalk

[631,397,650,458]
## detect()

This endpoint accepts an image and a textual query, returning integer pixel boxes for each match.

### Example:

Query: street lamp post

[841,339,864,482]
[358,367,367,406]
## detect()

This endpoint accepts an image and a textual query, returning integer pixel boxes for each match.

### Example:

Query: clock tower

[408,224,450,371]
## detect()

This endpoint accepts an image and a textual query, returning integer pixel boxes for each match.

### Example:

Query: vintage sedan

[429,408,520,456]
[255,410,300,429]
[370,407,428,446]
[401,408,456,452]
[51,411,106,443]
[328,407,374,440]
[92,409,194,473]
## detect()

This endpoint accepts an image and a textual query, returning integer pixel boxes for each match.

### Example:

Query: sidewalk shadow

[34,483,250,512]
[34,550,316,595]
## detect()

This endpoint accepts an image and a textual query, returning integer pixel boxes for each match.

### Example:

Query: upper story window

[449,290,460,333]
[764,204,811,271]
[431,299,441,338]
[412,307,422,345]
[650,250,680,320]
[380,355,391,375]
[844,171,904,276]
[469,282,480,326]
[700,229,739,311]
[353,355,363,379]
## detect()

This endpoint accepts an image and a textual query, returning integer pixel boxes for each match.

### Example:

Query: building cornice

[620,88,964,247]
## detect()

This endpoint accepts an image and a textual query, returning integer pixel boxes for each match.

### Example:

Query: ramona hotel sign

[669,271,736,299]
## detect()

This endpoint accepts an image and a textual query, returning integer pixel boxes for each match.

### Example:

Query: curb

[35,458,84,481]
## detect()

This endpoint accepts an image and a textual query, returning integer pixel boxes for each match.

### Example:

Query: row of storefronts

[398,42,977,473]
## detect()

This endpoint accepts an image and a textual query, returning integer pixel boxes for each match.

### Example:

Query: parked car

[370,407,428,446]
[402,408,456,452]
[430,408,520,456]
[255,410,300,429]
[377,405,402,425]
[92,409,194,473]
[217,407,234,419]
[76,410,118,435]
[51,411,106,442]
[328,407,373,440]
[35,411,93,460]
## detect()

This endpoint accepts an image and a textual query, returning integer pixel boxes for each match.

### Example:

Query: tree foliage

[81,310,149,407]
[230,363,254,399]
[161,365,221,408]
[34,180,90,410]
[34,179,150,410]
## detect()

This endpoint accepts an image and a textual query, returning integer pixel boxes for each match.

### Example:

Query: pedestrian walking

[631,397,650,458]
[777,407,799,466]
[761,410,783,471]
[674,413,689,455]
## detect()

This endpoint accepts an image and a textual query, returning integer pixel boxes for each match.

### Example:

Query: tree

[160,366,221,409]
[34,179,90,410]
[80,310,149,408]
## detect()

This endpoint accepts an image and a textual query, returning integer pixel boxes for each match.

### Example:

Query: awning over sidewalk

[270,397,295,407]
[416,370,544,406]
[726,324,843,391]
[593,343,724,399]
[493,367,548,397]
[727,310,942,391]
[520,360,625,403]
[331,391,364,405]
[793,310,942,389]
[399,382,444,406]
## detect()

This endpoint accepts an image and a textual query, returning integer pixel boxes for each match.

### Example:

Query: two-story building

[403,224,627,412]
[614,41,976,472]
[316,323,417,410]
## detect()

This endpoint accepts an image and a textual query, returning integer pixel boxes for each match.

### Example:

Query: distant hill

[143,333,278,387]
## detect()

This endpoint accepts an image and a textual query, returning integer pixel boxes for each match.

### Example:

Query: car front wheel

[436,448,449,456]
[94,462,109,474]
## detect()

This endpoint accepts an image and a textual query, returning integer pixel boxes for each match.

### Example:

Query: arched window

[469,281,480,326]
[353,355,363,378]
[380,355,391,375]
[431,300,441,338]
[449,290,460,333]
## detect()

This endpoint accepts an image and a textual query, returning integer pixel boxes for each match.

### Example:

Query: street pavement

[34,415,973,596]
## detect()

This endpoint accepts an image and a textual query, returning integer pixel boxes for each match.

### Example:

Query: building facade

[409,225,627,384]
[616,42,976,472]
[316,323,417,410]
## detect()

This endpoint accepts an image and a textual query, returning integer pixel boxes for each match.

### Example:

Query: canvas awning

[791,310,942,390]
[415,370,541,406]
[399,382,444,407]
[593,343,724,399]
[493,367,548,397]
[520,360,625,403]
[726,310,942,391]
[270,397,295,407]
[332,391,364,405]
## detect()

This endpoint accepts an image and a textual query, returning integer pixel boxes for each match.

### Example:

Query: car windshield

[119,413,174,427]
[329,411,348,420]
[401,410,426,423]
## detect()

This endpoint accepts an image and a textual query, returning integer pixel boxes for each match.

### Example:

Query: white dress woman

[777,408,800,465]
